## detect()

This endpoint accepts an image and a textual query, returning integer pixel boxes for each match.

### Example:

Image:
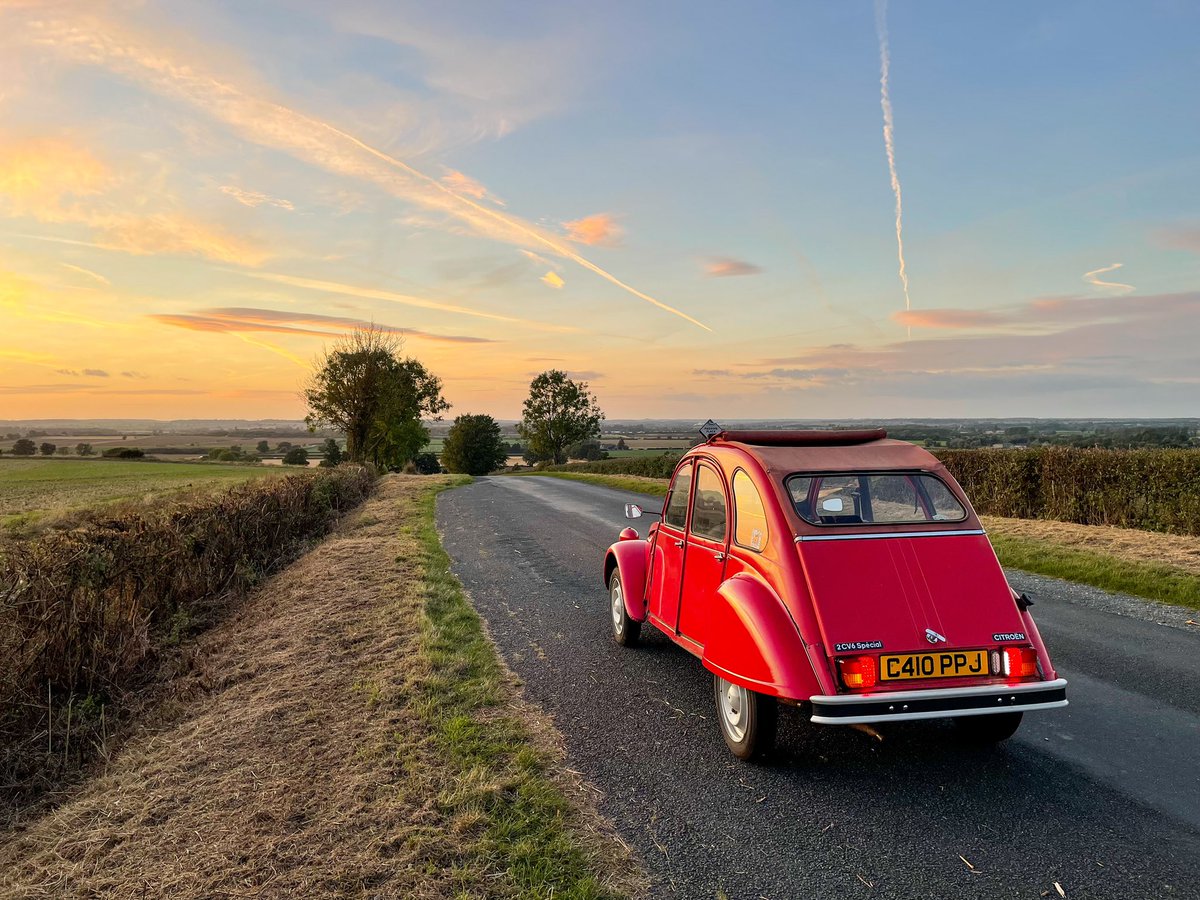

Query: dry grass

[982,515,1200,577]
[0,475,642,899]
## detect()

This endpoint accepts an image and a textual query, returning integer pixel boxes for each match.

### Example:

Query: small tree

[566,439,606,461]
[304,326,449,470]
[76,442,93,456]
[56,446,71,456]
[39,442,56,456]
[616,437,627,450]
[282,447,309,466]
[256,440,270,454]
[517,370,605,465]
[318,438,343,467]
[442,414,508,475]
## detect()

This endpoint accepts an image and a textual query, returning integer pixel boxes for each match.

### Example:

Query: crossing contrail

[875,0,912,321]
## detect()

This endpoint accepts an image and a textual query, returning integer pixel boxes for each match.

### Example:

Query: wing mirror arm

[624,503,661,520]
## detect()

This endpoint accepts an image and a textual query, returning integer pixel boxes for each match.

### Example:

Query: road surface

[437,475,1200,899]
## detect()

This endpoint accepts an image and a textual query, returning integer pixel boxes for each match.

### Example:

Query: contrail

[1083,262,1134,293]
[875,0,912,321]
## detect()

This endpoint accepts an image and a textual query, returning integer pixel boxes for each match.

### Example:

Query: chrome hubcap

[611,580,623,632]
[719,678,749,743]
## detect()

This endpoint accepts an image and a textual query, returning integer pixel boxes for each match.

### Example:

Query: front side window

[663,462,693,529]
[732,469,769,551]
[786,472,966,526]
[690,465,727,542]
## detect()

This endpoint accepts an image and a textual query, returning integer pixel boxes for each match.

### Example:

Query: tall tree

[517,370,604,464]
[304,327,449,469]
[442,414,508,475]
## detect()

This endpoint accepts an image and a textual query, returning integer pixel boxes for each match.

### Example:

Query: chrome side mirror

[624,503,644,519]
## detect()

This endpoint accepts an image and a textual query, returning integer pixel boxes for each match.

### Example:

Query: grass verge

[989,533,1200,611]
[413,479,633,898]
[1,475,641,898]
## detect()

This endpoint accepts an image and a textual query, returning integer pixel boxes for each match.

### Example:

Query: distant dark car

[603,429,1067,760]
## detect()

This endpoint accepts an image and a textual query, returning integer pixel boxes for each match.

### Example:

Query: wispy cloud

[219,184,295,210]
[240,270,570,330]
[1082,262,1134,294]
[1153,224,1200,254]
[0,137,268,265]
[893,308,1005,329]
[875,0,913,320]
[23,15,708,330]
[60,262,110,286]
[562,213,622,247]
[151,307,497,344]
[704,257,762,278]
[54,367,110,377]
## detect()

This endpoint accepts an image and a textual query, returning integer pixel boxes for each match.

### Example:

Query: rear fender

[701,573,819,700]
[604,540,649,622]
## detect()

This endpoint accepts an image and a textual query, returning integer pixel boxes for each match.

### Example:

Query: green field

[0,457,289,535]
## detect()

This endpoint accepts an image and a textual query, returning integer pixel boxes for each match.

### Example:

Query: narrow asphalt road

[437,476,1200,900]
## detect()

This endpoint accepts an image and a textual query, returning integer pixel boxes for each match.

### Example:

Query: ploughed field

[0,457,287,535]
[439,475,1200,900]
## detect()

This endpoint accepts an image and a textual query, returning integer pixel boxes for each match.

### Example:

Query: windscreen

[786,472,967,526]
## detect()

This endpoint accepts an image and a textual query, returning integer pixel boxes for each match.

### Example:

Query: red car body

[603,429,1067,758]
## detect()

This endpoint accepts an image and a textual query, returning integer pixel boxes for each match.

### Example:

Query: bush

[0,466,374,790]
[39,443,56,456]
[282,447,309,466]
[542,453,681,479]
[101,447,145,459]
[441,414,508,475]
[11,439,36,456]
[412,452,442,474]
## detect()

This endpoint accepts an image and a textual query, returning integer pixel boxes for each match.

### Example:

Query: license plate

[880,650,988,681]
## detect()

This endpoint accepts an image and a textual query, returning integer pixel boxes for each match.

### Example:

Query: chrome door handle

[673,539,685,548]
[714,552,726,562]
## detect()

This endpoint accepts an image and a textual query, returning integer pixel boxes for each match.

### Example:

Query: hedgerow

[0,465,374,798]
[541,447,1200,535]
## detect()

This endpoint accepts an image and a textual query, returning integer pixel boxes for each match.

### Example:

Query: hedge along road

[437,475,1200,900]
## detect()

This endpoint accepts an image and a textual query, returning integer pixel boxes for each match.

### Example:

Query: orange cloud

[441,168,503,206]
[562,213,622,246]
[150,307,498,344]
[892,309,1005,329]
[704,257,762,277]
[0,137,110,218]
[99,214,268,265]
[219,184,294,210]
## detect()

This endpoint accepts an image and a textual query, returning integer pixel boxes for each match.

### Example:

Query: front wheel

[954,711,1023,743]
[609,572,641,646]
[714,675,778,761]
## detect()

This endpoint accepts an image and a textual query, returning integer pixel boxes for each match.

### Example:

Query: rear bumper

[809,678,1068,725]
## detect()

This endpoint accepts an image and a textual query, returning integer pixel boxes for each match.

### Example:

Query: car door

[676,462,729,647]
[647,460,693,625]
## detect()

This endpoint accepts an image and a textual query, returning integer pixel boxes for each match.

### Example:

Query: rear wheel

[954,711,1023,743]
[714,675,778,761]
[609,572,640,646]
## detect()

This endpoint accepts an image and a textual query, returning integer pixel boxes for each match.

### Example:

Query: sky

[0,0,1197,421]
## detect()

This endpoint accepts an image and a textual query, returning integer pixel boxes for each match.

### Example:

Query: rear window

[785,472,967,526]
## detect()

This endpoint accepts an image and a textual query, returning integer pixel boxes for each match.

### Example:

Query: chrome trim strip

[811,699,1068,725]
[810,677,1067,704]
[795,528,985,543]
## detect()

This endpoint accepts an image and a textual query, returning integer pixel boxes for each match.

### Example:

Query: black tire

[609,572,641,646]
[954,711,1023,743]
[714,675,778,761]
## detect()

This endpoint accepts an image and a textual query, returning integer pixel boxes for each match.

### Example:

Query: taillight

[838,655,877,690]
[1001,646,1038,678]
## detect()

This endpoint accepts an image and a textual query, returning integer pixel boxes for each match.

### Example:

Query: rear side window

[786,472,967,526]
[732,470,769,551]
[664,463,692,529]
[690,465,727,541]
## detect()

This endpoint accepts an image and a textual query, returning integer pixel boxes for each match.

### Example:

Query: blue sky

[0,0,1197,419]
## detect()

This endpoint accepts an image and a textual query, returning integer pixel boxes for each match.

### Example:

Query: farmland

[0,457,289,535]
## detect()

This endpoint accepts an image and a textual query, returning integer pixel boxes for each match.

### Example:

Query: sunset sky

[1,0,1197,420]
